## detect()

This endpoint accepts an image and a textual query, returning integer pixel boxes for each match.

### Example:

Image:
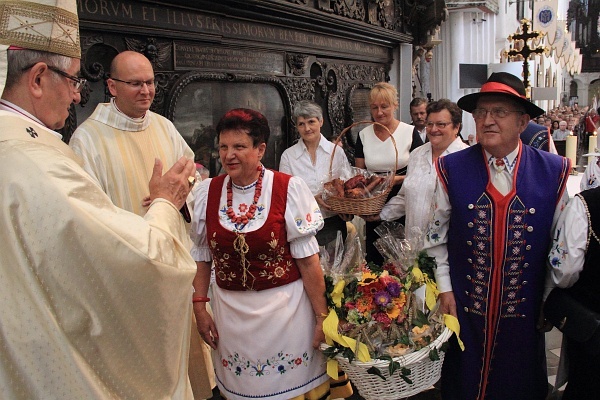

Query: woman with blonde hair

[364,99,468,246]
[355,82,424,265]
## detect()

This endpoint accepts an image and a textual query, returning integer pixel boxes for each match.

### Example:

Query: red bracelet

[192,296,210,303]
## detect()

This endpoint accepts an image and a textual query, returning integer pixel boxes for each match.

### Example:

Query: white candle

[566,135,577,169]
[588,134,597,168]
[589,134,598,154]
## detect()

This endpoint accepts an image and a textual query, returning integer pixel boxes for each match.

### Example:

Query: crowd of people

[538,104,600,149]
[2,1,599,400]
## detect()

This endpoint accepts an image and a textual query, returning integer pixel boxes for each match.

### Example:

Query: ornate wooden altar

[70,0,446,173]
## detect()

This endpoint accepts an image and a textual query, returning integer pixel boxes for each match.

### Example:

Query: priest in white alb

[70,50,213,399]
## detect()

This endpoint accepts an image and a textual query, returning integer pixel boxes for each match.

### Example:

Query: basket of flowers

[321,121,396,216]
[319,224,458,400]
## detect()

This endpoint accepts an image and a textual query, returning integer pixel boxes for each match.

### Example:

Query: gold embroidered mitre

[0,0,80,58]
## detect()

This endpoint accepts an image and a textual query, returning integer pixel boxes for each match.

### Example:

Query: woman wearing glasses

[364,99,468,246]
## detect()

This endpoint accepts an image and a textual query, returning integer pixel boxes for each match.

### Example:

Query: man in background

[70,51,194,216]
[552,120,571,141]
[70,50,213,399]
[409,97,428,143]
[0,1,197,398]
[584,108,599,148]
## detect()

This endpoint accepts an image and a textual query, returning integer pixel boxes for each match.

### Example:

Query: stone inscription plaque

[77,0,391,61]
[174,44,285,74]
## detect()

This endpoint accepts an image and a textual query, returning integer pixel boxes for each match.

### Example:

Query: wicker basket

[321,327,452,400]
[325,121,398,216]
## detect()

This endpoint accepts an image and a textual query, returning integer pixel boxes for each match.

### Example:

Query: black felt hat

[457,72,545,118]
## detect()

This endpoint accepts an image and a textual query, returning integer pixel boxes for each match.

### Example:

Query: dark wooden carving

[280,77,316,106]
[317,0,332,12]
[286,53,310,76]
[58,103,79,143]
[333,0,366,20]
[153,72,182,115]
[124,38,172,70]
[72,0,446,155]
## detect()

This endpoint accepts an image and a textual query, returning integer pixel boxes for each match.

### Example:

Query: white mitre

[0,0,80,94]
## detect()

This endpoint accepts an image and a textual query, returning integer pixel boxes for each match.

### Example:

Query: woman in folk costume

[191,109,330,400]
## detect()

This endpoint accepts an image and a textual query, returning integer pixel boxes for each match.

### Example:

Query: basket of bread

[322,121,397,216]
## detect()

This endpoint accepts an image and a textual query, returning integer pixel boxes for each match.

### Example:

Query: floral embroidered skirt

[211,279,329,400]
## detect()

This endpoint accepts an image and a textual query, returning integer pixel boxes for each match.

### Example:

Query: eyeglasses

[47,66,86,92]
[110,77,156,89]
[472,108,525,120]
[21,63,86,93]
[426,121,453,129]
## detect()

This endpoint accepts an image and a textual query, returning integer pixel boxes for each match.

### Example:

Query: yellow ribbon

[411,266,440,311]
[322,309,371,378]
[425,278,440,311]
[411,265,423,287]
[331,279,345,308]
[444,314,465,351]
[413,265,463,351]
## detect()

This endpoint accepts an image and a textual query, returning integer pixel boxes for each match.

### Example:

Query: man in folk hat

[0,1,198,398]
[424,72,571,400]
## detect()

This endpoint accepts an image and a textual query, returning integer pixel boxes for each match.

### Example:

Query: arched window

[570,80,579,98]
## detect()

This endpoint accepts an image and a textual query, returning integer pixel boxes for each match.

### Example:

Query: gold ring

[188,176,196,188]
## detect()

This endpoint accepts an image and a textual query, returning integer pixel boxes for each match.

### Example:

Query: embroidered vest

[436,144,570,400]
[520,121,550,152]
[206,171,300,291]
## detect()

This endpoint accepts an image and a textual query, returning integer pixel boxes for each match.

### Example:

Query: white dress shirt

[417,126,427,143]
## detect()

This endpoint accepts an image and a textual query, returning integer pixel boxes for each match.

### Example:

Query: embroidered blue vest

[520,121,550,151]
[437,143,570,400]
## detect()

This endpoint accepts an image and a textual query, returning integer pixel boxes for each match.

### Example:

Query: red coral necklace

[226,165,264,226]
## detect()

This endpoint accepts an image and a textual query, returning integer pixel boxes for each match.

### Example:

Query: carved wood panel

[70,30,389,170]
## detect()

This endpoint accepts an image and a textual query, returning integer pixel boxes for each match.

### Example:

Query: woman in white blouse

[364,99,468,247]
[280,100,353,246]
[355,82,424,265]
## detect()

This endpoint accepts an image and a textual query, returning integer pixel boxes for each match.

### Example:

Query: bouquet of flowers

[319,223,455,397]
